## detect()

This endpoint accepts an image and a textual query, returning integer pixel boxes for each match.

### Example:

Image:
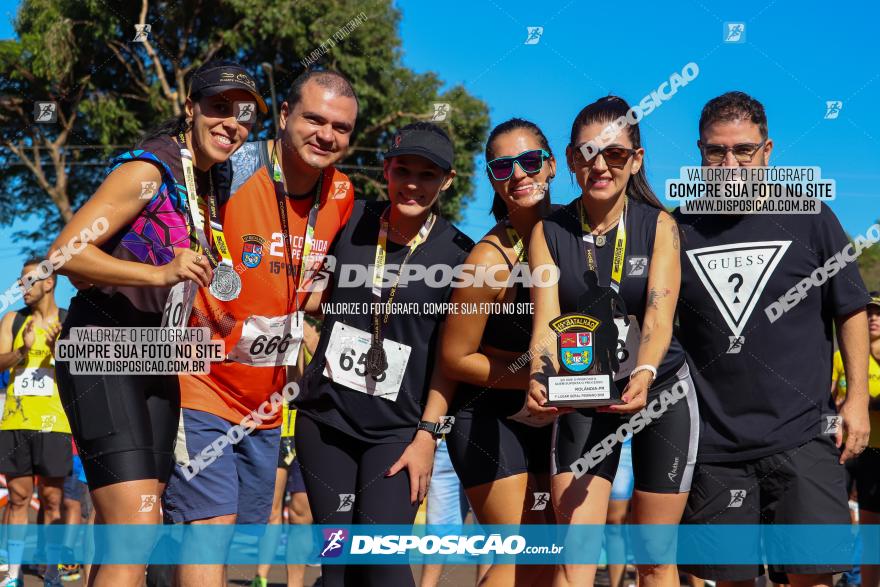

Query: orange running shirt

[179,140,354,427]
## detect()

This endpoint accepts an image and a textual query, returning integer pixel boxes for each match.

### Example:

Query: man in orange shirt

[161,70,358,586]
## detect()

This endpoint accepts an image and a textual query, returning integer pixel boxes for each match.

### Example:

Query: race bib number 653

[322,322,411,402]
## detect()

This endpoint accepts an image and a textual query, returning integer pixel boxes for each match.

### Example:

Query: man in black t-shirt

[674,91,871,585]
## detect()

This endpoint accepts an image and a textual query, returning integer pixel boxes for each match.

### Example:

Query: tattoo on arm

[647,287,671,309]
[671,223,680,251]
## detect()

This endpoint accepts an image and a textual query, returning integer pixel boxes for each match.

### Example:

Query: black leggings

[295,412,418,587]
[56,289,180,489]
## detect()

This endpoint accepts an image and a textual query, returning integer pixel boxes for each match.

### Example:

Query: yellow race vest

[833,350,880,448]
[1,315,71,434]
[281,339,316,438]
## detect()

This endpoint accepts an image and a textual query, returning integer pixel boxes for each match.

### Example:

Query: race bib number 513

[14,367,54,397]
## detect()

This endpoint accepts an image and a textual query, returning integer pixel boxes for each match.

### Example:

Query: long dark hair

[138,59,243,145]
[485,118,554,222]
[568,96,662,209]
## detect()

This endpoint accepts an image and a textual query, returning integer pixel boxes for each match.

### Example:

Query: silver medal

[209,264,242,301]
[595,234,607,247]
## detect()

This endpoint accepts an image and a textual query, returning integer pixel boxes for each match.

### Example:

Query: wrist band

[630,364,658,382]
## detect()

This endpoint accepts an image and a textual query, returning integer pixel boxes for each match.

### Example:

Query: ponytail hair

[485,118,554,222]
[568,96,662,210]
[138,115,191,146]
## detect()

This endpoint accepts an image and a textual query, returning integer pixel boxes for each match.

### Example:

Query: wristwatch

[416,418,454,440]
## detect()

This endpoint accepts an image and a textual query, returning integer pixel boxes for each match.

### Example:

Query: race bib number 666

[227,313,304,367]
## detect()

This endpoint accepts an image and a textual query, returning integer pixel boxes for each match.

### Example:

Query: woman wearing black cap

[50,59,263,586]
[295,121,473,587]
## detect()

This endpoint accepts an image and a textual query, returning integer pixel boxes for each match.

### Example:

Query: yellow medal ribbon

[578,196,627,291]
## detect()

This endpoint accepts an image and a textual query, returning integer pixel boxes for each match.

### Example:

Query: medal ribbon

[505,226,527,263]
[177,134,227,268]
[370,207,436,348]
[578,196,628,292]
[270,142,324,314]
[177,139,208,256]
[206,175,234,270]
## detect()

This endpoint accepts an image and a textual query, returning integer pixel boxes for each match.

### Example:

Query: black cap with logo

[869,291,880,309]
[384,122,454,171]
[188,61,268,114]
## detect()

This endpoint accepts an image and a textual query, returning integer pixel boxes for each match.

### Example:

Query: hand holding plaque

[545,272,627,408]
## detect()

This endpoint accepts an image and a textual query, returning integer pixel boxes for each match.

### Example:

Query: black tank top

[543,197,685,389]
[479,239,533,351]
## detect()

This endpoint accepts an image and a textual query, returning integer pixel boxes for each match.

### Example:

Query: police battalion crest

[550,313,599,375]
[545,311,619,407]
[560,331,593,373]
[241,234,266,268]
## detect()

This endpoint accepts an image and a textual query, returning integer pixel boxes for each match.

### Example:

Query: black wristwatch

[416,417,455,440]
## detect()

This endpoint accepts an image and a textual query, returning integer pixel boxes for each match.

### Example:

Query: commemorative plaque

[545,272,625,408]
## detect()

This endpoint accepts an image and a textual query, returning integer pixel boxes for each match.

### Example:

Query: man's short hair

[284,69,358,111]
[699,91,768,139]
[22,256,55,290]
[22,256,47,269]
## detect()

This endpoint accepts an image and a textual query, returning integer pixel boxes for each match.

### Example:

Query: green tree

[0,0,489,251]
[856,219,880,291]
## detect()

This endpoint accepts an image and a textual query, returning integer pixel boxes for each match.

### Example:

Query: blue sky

[2,0,878,309]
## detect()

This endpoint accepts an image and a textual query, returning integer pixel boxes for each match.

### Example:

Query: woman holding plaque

[50,60,262,584]
[527,96,698,587]
[441,118,557,586]
[295,122,472,587]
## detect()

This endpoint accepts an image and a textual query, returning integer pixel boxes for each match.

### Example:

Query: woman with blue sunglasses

[441,118,557,587]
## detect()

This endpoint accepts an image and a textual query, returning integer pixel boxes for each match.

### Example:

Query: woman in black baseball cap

[50,59,261,586]
[295,121,473,586]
